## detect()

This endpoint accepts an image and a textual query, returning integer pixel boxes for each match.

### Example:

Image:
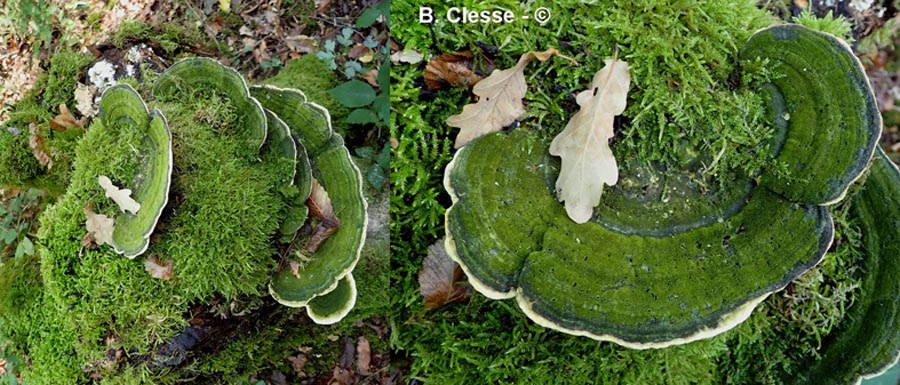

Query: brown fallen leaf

[82,232,98,250]
[50,103,83,131]
[314,0,331,15]
[307,216,340,254]
[144,254,173,280]
[447,48,578,148]
[424,51,484,91]
[348,44,371,59]
[357,336,371,376]
[419,238,471,310]
[28,122,53,170]
[305,178,341,253]
[85,204,115,247]
[549,56,630,224]
[285,35,317,53]
[288,354,308,377]
[307,178,334,219]
[330,367,352,385]
[362,68,379,88]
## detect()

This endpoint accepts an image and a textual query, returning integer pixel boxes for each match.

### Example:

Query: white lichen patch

[850,0,874,11]
[88,60,117,90]
[126,45,145,63]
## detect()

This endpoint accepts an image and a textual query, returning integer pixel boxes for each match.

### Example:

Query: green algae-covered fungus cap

[152,57,268,154]
[250,85,367,324]
[444,24,880,348]
[790,148,900,385]
[741,24,881,204]
[98,84,173,259]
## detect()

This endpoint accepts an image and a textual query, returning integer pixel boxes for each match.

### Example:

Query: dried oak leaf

[98,175,141,215]
[348,44,372,60]
[447,48,578,148]
[419,238,471,310]
[50,103,83,131]
[85,205,115,247]
[74,83,96,117]
[306,178,341,253]
[28,122,53,170]
[549,57,630,224]
[390,48,424,65]
[144,254,173,280]
[424,51,483,91]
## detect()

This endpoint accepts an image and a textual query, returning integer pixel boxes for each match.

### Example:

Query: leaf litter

[419,238,471,310]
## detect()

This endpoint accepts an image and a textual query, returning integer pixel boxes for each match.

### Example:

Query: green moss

[394,0,776,178]
[794,9,853,42]
[152,88,283,299]
[0,50,93,193]
[0,126,43,187]
[16,87,282,383]
[263,54,351,136]
[41,50,94,110]
[112,20,214,55]
[390,0,873,382]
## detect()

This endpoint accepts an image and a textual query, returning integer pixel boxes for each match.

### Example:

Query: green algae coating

[252,85,367,309]
[306,273,357,325]
[740,25,881,205]
[151,57,267,153]
[791,148,900,385]
[98,85,174,258]
[445,130,833,347]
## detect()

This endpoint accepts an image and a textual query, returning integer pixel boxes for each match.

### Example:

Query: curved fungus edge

[746,24,882,206]
[97,84,174,259]
[262,85,368,309]
[305,273,358,325]
[153,57,269,153]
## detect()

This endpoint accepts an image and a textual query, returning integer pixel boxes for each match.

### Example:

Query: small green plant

[0,189,40,259]
[0,343,24,385]
[355,142,390,190]
[318,1,390,129]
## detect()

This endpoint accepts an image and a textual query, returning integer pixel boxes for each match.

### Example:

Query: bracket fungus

[789,148,900,385]
[148,61,366,324]
[97,84,173,259]
[151,57,268,153]
[444,24,882,348]
[252,85,367,325]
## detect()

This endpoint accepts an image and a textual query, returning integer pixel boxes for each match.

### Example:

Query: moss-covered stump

[0,54,377,384]
[443,24,880,348]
